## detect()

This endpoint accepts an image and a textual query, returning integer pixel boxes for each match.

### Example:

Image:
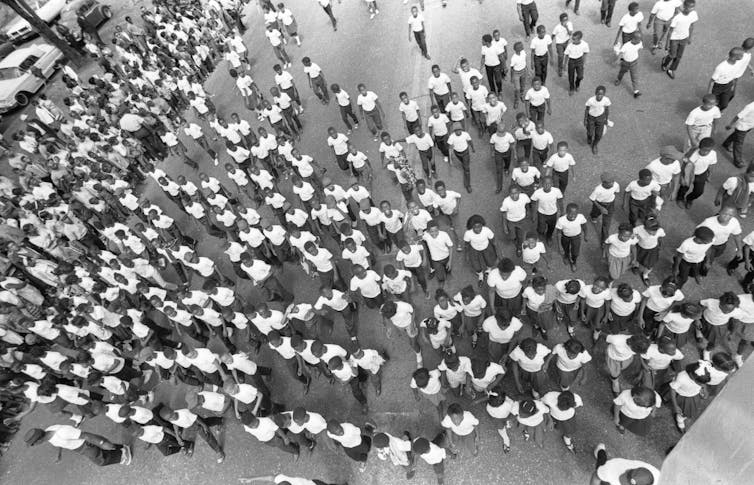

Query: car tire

[102,6,112,18]
[15,92,30,107]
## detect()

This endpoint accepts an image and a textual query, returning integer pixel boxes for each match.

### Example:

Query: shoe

[565,441,575,453]
[354,123,359,129]
[466,186,472,193]
[503,444,511,453]
[593,443,606,459]
[522,430,530,441]
[375,9,380,14]
[666,70,675,79]
[443,156,449,163]
[373,136,378,141]
[567,326,575,337]
[122,445,133,465]
[615,424,626,434]
[613,79,620,86]
[591,145,598,155]
[703,350,711,361]
[734,354,744,368]
[570,262,577,272]
[456,245,464,252]
[650,45,657,55]
[605,21,611,28]
[369,13,375,19]
[675,414,686,433]
[722,144,733,153]
[346,129,352,135]
[568,89,574,96]
[633,91,642,98]
[495,187,502,193]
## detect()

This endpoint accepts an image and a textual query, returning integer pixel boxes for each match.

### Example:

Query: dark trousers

[676,258,701,288]
[723,129,749,167]
[529,103,546,122]
[414,30,429,57]
[74,442,123,466]
[556,43,567,75]
[311,75,330,102]
[262,274,294,304]
[628,197,650,226]
[493,149,513,190]
[662,39,688,71]
[407,265,428,291]
[520,4,538,37]
[600,0,617,24]
[712,81,735,111]
[533,54,548,84]
[537,212,557,240]
[567,57,584,91]
[586,113,607,148]
[561,234,581,263]
[678,171,709,203]
[433,92,450,112]
[485,64,504,95]
[454,149,471,188]
[322,5,337,27]
[590,201,614,242]
[532,146,549,166]
[348,368,369,405]
[434,134,449,157]
[339,103,359,130]
[552,169,569,193]
[419,148,436,177]
[282,106,302,132]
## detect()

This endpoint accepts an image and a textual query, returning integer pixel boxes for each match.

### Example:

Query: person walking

[408,6,430,59]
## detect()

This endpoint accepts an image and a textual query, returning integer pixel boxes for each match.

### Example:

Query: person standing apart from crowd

[584,86,611,155]
[408,6,430,60]
[646,0,682,55]
[516,0,539,39]
[661,0,698,79]
[315,0,338,31]
[564,31,589,96]
[591,444,660,485]
[722,101,754,168]
[707,48,745,112]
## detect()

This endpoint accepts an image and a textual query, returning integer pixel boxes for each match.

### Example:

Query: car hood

[4,0,67,34]
[0,77,27,103]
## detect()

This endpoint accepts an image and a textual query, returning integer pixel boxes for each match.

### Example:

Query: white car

[0,43,64,112]
[4,0,68,44]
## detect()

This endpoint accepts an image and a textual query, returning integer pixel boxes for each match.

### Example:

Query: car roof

[0,44,51,69]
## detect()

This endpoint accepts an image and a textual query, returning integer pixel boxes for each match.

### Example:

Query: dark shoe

[613,79,621,86]
[591,145,598,155]
[466,186,472,193]
[722,144,732,153]
[633,91,642,98]
[666,70,675,79]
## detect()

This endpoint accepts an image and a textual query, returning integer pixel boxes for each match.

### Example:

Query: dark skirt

[619,412,651,436]
[554,416,576,436]
[468,244,498,273]
[636,246,659,269]
[557,367,579,388]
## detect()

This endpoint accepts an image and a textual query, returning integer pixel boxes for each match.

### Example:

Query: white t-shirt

[408,13,425,32]
[490,131,516,153]
[546,153,575,173]
[423,231,454,260]
[642,344,684,370]
[530,35,552,56]
[487,266,527,298]
[482,315,523,343]
[651,0,682,21]
[531,188,563,215]
[427,114,450,136]
[525,87,550,107]
[619,41,643,63]
[633,225,665,250]
[357,91,379,112]
[646,158,681,185]
[500,194,530,222]
[399,100,420,122]
[676,237,712,263]
[556,214,587,237]
[522,241,546,264]
[542,391,583,421]
[685,106,721,127]
[585,96,611,117]
[349,271,382,298]
[463,227,494,251]
[428,73,452,95]
[510,343,551,372]
[613,389,661,419]
[625,180,661,200]
[687,149,717,174]
[580,285,611,308]
[643,285,684,312]
[618,12,645,33]
[564,41,590,59]
[669,11,698,40]
[698,216,741,246]
[553,344,592,371]
[441,411,479,436]
[610,288,641,316]
[590,182,620,203]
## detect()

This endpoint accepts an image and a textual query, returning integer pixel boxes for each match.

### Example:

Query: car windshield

[19,55,40,71]
[0,67,21,80]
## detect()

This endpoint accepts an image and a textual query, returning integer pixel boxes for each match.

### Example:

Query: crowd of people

[0,0,752,484]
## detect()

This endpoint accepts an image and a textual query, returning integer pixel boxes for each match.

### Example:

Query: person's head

[711,352,736,372]
[617,283,634,301]
[592,276,610,293]
[531,76,542,90]
[628,1,640,14]
[682,0,696,14]
[701,93,718,110]
[470,76,480,89]
[628,334,651,354]
[692,226,714,245]
[679,302,701,320]
[686,361,712,384]
[531,276,547,295]
[630,162,654,186]
[412,367,430,388]
[513,41,524,53]
[301,56,311,66]
[565,203,579,220]
[357,83,367,95]
[697,137,714,156]
[559,12,569,24]
[643,215,660,235]
[435,288,450,306]
[541,176,553,191]
[412,437,430,455]
[399,91,409,104]
[657,335,677,356]
[564,338,585,358]
[659,277,678,297]
[557,390,576,411]
[460,285,477,305]
[595,85,606,100]
[631,31,642,44]
[466,214,486,232]
[372,432,391,450]
[431,64,441,77]
[445,403,465,425]
[536,25,546,38]
[520,337,538,358]
[571,30,583,43]
[410,5,418,15]
[630,385,657,407]
[434,180,447,196]
[719,291,741,313]
[717,205,738,224]
[515,111,529,127]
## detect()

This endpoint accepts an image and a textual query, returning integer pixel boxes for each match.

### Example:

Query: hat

[659,145,684,160]
[24,428,45,446]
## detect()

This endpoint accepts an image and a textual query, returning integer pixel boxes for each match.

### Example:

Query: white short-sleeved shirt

[647,159,681,186]
[525,87,550,106]
[651,0,682,21]
[46,425,85,450]
[613,389,660,419]
[396,244,424,268]
[467,86,489,111]
[552,21,574,44]
[687,148,717,174]
[625,180,660,200]
[522,241,546,264]
[662,311,695,334]
[669,11,698,40]
[553,344,592,371]
[406,133,434,151]
[643,285,683,312]
[585,96,611,117]
[438,356,472,387]
[546,153,575,173]
[512,167,540,187]
[597,459,661,485]
[619,12,645,33]
[487,266,527,298]
[512,399,549,427]
[685,106,721,127]
[482,101,506,125]
[327,133,349,155]
[605,234,638,258]
[510,343,551,372]
[564,41,590,59]
[580,285,611,308]
[463,227,494,251]
[350,271,382,298]
[642,344,684,370]
[606,334,635,361]
[542,391,583,421]
[357,91,379,111]
[531,188,563,215]
[399,100,420,122]
[610,289,641,316]
[410,369,442,395]
[500,194,530,222]
[556,214,587,237]
[698,216,741,246]
[408,13,425,32]
[423,231,454,260]
[427,114,450,136]
[441,411,479,436]
[482,315,523,343]
[428,73,452,95]
[619,41,643,62]
[676,237,712,263]
[590,182,620,203]
[510,52,527,71]
[530,35,552,56]
[633,225,665,250]
[481,44,501,67]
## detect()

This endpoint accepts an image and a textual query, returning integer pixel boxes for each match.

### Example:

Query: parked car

[0,43,64,112]
[3,0,68,44]
[57,0,112,37]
